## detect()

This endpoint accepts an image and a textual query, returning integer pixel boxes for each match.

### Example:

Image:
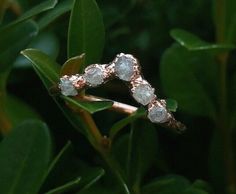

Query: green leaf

[11,0,57,25]
[60,53,85,76]
[68,0,105,68]
[127,121,158,188]
[0,120,52,194]
[109,107,146,140]
[160,43,216,119]
[170,29,235,51]
[21,49,60,85]
[141,175,190,194]
[20,49,92,136]
[62,96,113,114]
[0,20,38,71]
[166,99,178,112]
[38,0,73,30]
[45,177,81,194]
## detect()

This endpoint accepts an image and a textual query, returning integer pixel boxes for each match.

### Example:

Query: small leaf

[166,99,178,112]
[170,29,235,51]
[160,43,216,119]
[45,177,81,194]
[21,49,89,136]
[109,107,146,140]
[60,54,85,76]
[0,120,52,194]
[0,20,38,71]
[68,0,105,69]
[62,96,113,114]
[38,0,73,30]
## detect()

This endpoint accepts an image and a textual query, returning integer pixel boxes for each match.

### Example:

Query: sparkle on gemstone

[148,105,168,123]
[132,84,155,105]
[84,66,104,87]
[59,76,78,96]
[114,55,135,81]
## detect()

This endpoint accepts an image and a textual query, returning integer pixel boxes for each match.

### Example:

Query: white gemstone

[132,84,155,105]
[59,76,78,96]
[148,105,168,123]
[84,66,104,87]
[114,55,135,81]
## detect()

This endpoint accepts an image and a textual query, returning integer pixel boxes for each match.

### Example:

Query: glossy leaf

[21,49,91,136]
[170,29,235,51]
[21,49,60,85]
[109,107,146,140]
[0,120,52,194]
[11,0,57,25]
[45,177,81,194]
[62,96,113,114]
[60,53,85,76]
[68,0,105,68]
[127,121,158,187]
[38,0,73,30]
[160,43,216,119]
[0,20,38,71]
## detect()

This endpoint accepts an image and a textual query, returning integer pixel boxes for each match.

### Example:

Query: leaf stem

[78,109,131,194]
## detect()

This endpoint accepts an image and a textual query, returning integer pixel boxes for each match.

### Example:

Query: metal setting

[58,53,186,131]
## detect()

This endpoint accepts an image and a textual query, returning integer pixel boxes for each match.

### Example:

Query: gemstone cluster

[58,53,180,127]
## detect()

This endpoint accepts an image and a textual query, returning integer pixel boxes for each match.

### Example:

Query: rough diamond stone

[132,84,155,105]
[84,66,104,87]
[59,76,78,96]
[148,105,168,123]
[114,55,135,81]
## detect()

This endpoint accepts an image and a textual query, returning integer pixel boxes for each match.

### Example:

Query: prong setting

[58,53,185,130]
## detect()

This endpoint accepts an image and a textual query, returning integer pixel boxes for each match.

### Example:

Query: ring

[58,53,186,131]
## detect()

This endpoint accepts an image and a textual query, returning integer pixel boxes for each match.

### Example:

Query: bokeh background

[1,0,235,193]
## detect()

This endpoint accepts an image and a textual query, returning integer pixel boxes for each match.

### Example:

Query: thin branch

[80,94,138,115]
